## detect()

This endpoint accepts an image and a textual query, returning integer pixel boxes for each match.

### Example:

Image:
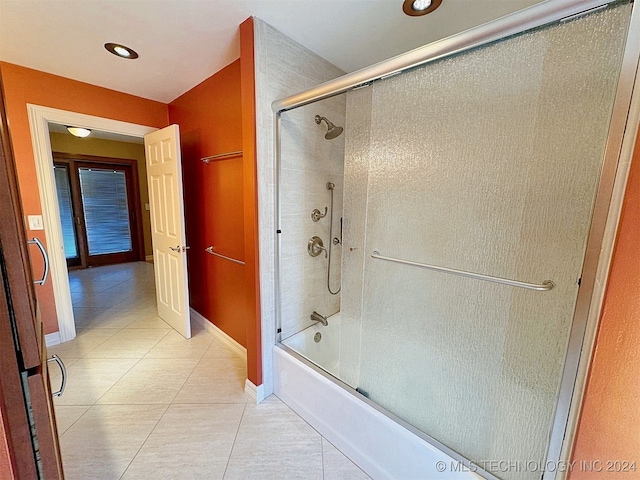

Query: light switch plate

[28,215,44,230]
[145,203,150,211]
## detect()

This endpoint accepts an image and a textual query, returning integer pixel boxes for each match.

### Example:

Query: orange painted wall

[240,17,262,386]
[0,62,168,334]
[570,126,640,477]
[168,60,247,347]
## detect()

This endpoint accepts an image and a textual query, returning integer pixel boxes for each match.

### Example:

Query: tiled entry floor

[50,262,370,480]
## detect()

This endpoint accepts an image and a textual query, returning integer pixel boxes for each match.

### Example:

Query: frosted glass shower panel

[353,3,631,479]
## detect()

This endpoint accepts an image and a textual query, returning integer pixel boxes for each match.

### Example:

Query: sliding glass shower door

[340,2,632,477]
[277,2,634,479]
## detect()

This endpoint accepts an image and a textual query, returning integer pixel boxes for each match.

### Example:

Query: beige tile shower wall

[280,98,345,339]
[253,17,345,394]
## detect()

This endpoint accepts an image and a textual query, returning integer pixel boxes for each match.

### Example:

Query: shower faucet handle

[311,207,328,222]
[308,236,328,258]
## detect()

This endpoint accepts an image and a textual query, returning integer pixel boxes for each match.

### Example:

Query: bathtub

[281,313,341,380]
[274,314,481,480]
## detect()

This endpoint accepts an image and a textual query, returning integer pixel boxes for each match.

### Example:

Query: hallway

[49,262,369,480]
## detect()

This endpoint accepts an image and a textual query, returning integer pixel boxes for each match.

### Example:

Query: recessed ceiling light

[66,126,92,138]
[104,43,139,59]
[403,0,442,16]
[412,0,432,10]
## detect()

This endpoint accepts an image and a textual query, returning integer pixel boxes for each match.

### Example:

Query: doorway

[53,153,144,269]
[27,104,157,342]
[46,123,156,337]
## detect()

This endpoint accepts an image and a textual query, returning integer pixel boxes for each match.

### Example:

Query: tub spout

[310,311,328,326]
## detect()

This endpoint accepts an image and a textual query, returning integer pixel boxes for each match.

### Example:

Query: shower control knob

[311,207,327,222]
[307,236,328,258]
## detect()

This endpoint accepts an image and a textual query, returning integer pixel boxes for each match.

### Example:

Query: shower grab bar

[201,151,243,164]
[205,246,245,265]
[371,250,554,292]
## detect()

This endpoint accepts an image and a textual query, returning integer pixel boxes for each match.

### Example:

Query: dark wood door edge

[0,62,40,370]
[0,70,60,479]
[0,253,39,480]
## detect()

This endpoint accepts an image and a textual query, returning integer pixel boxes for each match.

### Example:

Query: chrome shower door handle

[48,354,67,397]
[27,237,49,286]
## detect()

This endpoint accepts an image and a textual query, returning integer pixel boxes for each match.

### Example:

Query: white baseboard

[45,332,61,347]
[190,308,267,403]
[145,255,153,262]
[190,307,246,359]
[245,379,267,404]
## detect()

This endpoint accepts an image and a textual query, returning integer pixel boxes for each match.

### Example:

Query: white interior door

[144,125,191,338]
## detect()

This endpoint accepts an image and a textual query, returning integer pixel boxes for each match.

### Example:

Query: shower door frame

[272,1,640,479]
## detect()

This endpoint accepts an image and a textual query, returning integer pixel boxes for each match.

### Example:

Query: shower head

[315,115,343,140]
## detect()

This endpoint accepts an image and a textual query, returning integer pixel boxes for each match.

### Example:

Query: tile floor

[49,261,370,480]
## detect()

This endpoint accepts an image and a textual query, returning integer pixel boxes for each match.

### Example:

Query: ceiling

[0,0,544,103]
[48,123,143,144]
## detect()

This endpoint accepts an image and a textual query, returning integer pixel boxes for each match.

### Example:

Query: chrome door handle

[169,245,181,252]
[181,246,190,252]
[27,237,49,286]
[47,354,67,397]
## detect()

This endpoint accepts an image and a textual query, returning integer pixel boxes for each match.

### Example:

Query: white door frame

[27,104,156,343]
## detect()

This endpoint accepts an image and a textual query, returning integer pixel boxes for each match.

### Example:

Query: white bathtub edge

[273,346,483,480]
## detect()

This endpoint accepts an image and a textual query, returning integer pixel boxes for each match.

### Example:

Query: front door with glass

[53,154,142,268]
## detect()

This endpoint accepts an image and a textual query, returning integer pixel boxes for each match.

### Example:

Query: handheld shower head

[315,115,343,140]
